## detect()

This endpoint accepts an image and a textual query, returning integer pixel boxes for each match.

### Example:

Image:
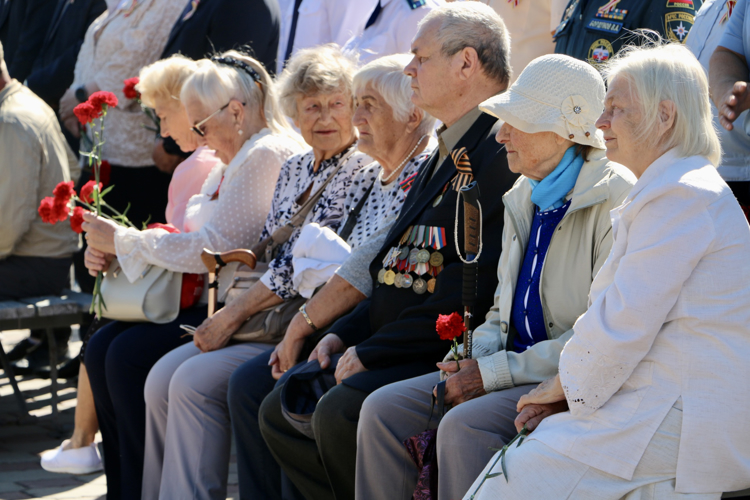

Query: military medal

[384,270,396,285]
[408,248,420,266]
[429,251,444,267]
[377,268,386,284]
[427,278,437,293]
[398,246,409,261]
[394,273,404,288]
[416,249,431,264]
[402,273,413,288]
[413,277,427,294]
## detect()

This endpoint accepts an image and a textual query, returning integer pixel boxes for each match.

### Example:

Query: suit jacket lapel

[46,0,71,44]
[385,112,498,247]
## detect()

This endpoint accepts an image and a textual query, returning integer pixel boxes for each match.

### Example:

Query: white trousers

[141,341,274,500]
[464,400,722,500]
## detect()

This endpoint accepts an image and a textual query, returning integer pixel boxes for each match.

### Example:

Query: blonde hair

[353,54,436,136]
[603,42,722,166]
[276,44,356,120]
[181,50,297,138]
[136,55,197,108]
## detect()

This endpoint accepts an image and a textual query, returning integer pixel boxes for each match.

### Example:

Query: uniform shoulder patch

[406,0,426,9]
[666,0,694,9]
[665,11,694,43]
[588,39,614,66]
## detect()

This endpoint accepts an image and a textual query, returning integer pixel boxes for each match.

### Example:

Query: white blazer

[531,150,750,494]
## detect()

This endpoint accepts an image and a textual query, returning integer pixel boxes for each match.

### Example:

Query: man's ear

[456,46,480,81]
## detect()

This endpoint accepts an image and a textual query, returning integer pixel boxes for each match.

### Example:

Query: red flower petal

[89,91,118,110]
[73,102,95,125]
[70,207,87,234]
[79,180,102,204]
[436,312,466,341]
[123,77,140,100]
[99,160,111,186]
[38,197,56,224]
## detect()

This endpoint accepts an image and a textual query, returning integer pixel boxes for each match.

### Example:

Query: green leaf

[486,472,503,478]
[501,451,509,482]
[100,185,114,197]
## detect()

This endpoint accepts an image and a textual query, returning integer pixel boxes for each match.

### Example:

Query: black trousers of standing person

[0,255,73,343]
[83,306,207,500]
[259,378,369,500]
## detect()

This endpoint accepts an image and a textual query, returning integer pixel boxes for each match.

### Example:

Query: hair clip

[211,56,262,85]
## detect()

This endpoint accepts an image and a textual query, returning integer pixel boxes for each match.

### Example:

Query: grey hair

[276,44,356,121]
[418,2,512,86]
[180,50,297,138]
[353,54,436,136]
[603,41,722,166]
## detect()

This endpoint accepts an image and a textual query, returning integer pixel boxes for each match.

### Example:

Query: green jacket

[467,149,635,392]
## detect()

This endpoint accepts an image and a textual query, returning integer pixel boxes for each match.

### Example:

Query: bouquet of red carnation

[436,312,466,371]
[123,77,160,134]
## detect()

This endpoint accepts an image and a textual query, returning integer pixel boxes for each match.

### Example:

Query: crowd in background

[2,0,750,499]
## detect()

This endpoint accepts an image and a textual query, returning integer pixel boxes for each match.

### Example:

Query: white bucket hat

[479,54,606,150]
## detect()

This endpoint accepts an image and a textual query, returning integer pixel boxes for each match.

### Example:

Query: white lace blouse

[113,129,305,282]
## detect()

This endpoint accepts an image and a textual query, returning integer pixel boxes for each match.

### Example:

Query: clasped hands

[269,332,366,383]
[436,358,568,433]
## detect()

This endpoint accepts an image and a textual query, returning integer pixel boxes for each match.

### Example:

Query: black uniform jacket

[332,112,518,394]
[26,0,106,109]
[160,0,280,74]
[0,0,57,82]
[554,0,702,67]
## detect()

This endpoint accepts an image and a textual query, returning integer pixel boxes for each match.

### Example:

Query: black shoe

[37,354,80,379]
[6,338,44,361]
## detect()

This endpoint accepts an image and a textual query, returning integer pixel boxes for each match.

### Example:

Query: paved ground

[0,329,239,500]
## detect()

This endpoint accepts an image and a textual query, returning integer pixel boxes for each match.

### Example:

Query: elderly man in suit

[256,4,517,499]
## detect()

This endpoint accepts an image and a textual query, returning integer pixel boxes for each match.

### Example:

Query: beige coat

[467,149,635,392]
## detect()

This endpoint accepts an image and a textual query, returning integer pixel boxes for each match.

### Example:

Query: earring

[238,129,243,136]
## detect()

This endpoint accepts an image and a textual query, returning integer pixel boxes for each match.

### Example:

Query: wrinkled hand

[193,304,243,353]
[514,401,569,433]
[81,213,118,255]
[152,139,184,174]
[435,359,486,406]
[269,334,307,380]
[308,333,345,369]
[517,374,565,412]
[84,246,114,276]
[719,81,750,130]
[334,346,366,384]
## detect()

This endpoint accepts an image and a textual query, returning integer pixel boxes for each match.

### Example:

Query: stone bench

[0,290,92,422]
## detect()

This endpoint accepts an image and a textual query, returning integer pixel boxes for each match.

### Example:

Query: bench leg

[45,328,59,421]
[0,341,29,420]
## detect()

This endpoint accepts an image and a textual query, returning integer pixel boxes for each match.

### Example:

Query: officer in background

[554,0,703,67]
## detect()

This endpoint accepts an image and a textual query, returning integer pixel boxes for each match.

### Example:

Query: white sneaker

[40,440,103,474]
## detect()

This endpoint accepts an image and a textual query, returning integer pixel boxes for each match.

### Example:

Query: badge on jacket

[406,0,426,9]
[666,0,694,10]
[665,12,694,43]
[588,39,614,66]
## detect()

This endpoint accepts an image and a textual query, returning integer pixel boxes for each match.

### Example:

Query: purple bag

[403,380,446,500]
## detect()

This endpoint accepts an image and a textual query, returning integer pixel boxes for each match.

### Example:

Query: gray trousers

[142,341,274,500]
[356,371,535,500]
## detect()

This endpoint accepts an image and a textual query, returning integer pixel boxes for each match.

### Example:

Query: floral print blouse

[259,144,370,299]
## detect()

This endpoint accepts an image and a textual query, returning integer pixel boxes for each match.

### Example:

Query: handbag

[403,380,447,500]
[99,258,182,324]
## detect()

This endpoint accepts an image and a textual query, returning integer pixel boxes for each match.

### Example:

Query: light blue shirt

[688,0,750,180]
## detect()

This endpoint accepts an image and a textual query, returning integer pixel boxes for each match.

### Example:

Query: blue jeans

[84,306,206,500]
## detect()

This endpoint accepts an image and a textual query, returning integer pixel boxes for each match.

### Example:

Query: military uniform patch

[588,39,614,66]
[666,0,694,9]
[665,11,694,43]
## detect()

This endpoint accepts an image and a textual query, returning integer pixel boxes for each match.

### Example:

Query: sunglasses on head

[191,100,246,137]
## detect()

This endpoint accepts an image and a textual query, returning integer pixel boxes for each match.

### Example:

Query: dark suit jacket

[26,0,106,109]
[0,0,57,82]
[333,112,518,394]
[161,0,279,74]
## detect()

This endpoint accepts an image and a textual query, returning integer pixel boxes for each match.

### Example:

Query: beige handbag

[99,259,182,324]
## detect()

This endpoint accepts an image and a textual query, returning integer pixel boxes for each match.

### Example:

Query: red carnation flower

[74,102,98,125]
[89,91,118,110]
[146,222,180,234]
[123,77,140,100]
[98,160,111,186]
[80,180,102,204]
[38,197,56,224]
[53,180,75,206]
[436,312,466,341]
[70,207,87,234]
[52,197,69,222]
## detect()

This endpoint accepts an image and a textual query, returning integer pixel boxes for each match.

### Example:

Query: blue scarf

[528,146,584,211]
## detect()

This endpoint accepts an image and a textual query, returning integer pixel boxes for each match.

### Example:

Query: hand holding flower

[435,358,486,406]
[84,246,114,276]
[81,212,118,255]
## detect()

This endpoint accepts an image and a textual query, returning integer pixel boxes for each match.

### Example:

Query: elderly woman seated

[221,54,437,499]
[139,45,378,500]
[80,51,304,500]
[355,54,636,500]
[466,44,750,500]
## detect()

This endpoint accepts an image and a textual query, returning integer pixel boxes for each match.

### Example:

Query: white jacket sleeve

[560,188,715,416]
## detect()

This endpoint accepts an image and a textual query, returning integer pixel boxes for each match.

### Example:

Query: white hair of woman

[181,49,297,139]
[353,53,436,137]
[418,2,512,86]
[603,42,722,166]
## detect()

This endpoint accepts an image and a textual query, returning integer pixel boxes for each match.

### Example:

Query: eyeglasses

[191,100,246,137]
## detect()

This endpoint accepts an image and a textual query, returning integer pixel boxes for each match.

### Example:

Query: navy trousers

[84,306,206,500]
[228,350,305,500]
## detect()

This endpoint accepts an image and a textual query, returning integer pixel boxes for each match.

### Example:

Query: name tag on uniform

[585,18,623,34]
